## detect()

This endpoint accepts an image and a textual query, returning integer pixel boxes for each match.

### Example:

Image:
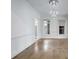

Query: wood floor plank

[12,38,68,59]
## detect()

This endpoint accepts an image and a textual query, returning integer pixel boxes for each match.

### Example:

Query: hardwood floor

[13,38,68,59]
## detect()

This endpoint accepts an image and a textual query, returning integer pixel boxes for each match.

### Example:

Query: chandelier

[49,0,59,17]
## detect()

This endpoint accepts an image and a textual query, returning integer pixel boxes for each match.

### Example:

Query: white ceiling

[27,0,68,18]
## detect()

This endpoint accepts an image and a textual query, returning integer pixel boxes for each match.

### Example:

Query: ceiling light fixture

[49,0,59,17]
[49,0,58,5]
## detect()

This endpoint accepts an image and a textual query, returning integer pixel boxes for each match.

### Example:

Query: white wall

[42,17,68,38]
[50,18,59,37]
[11,0,41,58]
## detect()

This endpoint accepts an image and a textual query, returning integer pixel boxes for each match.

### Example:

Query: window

[59,26,64,34]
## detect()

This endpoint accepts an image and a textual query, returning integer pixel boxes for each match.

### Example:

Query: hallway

[13,38,68,59]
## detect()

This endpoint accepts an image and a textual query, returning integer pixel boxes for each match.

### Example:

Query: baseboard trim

[12,39,38,59]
